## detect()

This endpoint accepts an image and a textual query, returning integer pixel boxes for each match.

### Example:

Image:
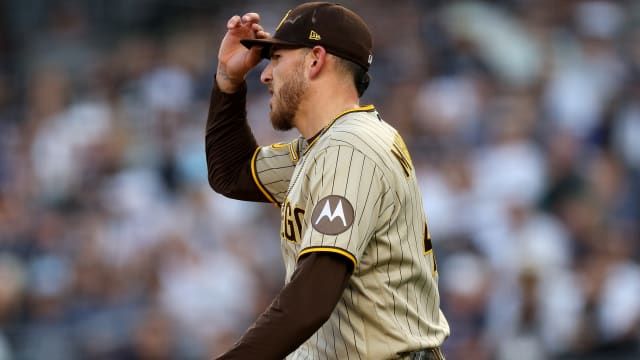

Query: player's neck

[295,83,360,139]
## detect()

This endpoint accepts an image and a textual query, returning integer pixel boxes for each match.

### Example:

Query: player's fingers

[256,30,271,39]
[227,15,242,30]
[252,23,270,37]
[241,12,261,25]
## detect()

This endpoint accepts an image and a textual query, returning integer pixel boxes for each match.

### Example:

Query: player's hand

[217,12,270,93]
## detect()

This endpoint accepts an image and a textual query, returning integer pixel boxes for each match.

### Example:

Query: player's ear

[307,46,326,79]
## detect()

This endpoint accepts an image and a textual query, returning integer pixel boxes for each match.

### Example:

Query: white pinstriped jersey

[252,106,450,359]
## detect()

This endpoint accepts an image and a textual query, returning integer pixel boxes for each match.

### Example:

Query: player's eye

[270,53,281,61]
[269,48,279,59]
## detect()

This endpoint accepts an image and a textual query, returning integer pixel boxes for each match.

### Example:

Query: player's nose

[260,62,273,85]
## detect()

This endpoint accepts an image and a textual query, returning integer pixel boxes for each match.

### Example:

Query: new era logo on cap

[309,30,321,41]
[241,2,373,70]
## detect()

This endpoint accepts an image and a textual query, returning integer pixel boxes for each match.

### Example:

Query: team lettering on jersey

[424,221,438,274]
[282,198,305,243]
[390,132,413,178]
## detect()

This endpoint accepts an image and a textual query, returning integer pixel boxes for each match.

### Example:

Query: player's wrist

[216,68,245,94]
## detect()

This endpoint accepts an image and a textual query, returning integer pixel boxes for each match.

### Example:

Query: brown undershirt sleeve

[205,78,269,202]
[214,252,353,360]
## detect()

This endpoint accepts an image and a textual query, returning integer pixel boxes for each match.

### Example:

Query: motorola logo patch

[311,195,355,235]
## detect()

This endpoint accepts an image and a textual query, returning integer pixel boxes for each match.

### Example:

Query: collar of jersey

[303,104,375,155]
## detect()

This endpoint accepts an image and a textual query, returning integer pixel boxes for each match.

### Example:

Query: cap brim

[240,38,302,59]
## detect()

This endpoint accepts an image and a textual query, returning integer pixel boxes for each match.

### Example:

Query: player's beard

[270,63,308,131]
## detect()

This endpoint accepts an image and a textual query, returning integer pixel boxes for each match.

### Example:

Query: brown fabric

[240,2,373,70]
[214,253,353,360]
[399,348,447,360]
[205,78,268,202]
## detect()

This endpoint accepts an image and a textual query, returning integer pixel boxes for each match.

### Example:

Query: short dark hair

[334,56,370,97]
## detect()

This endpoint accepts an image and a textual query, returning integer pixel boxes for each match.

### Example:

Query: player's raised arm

[205,12,270,202]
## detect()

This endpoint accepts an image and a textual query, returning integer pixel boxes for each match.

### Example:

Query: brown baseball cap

[240,2,373,70]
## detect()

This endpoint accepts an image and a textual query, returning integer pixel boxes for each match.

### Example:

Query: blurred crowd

[0,0,639,359]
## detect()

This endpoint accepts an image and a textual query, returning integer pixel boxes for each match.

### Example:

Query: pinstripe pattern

[255,107,449,359]
[254,141,304,206]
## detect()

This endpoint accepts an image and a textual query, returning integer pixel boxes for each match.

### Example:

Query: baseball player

[206,2,449,359]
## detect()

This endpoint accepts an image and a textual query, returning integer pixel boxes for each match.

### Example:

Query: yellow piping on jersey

[270,141,300,164]
[270,142,289,150]
[288,139,300,163]
[298,247,357,271]
[251,147,280,208]
[304,104,375,155]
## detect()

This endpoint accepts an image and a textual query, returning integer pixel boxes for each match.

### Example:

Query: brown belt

[400,347,446,360]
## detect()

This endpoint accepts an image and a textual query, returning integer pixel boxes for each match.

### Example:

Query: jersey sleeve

[297,145,385,270]
[252,138,302,206]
